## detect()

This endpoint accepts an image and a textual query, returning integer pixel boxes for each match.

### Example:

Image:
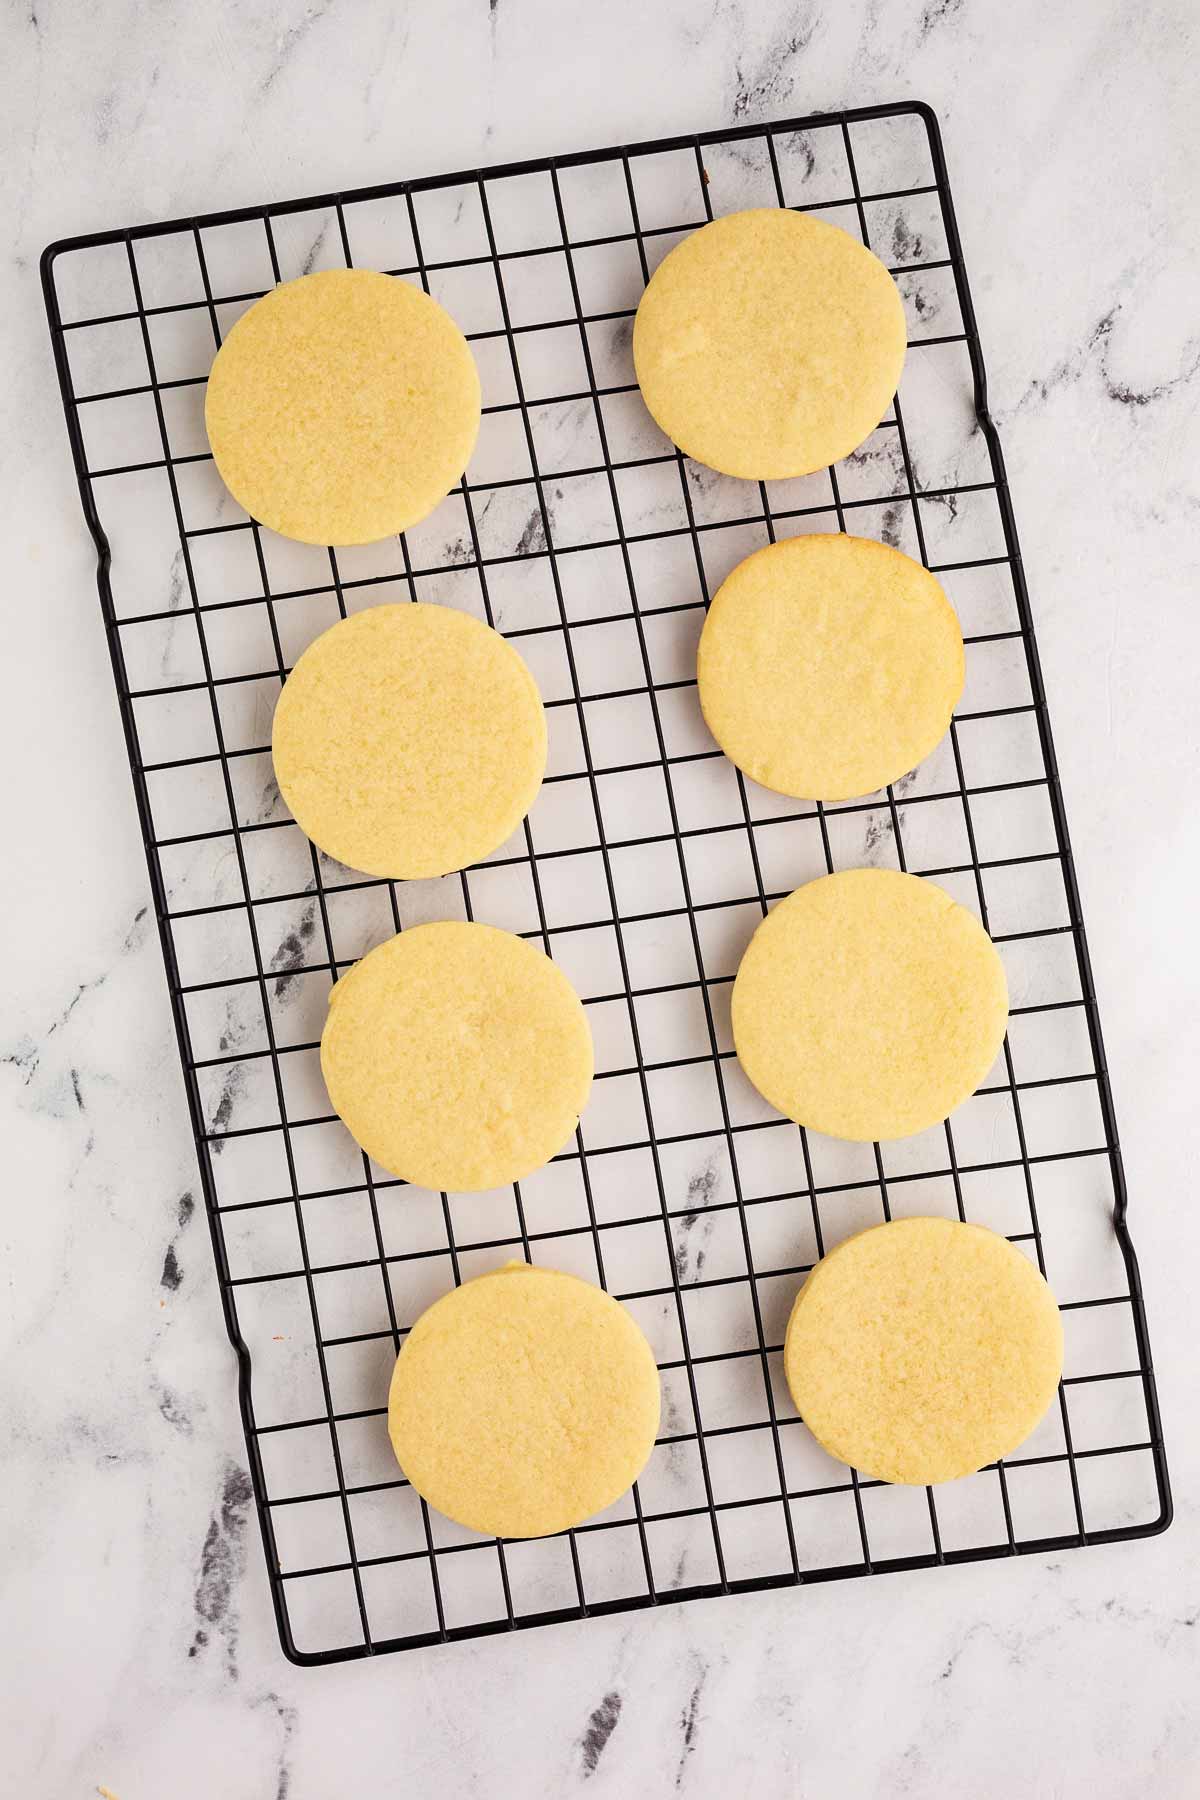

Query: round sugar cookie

[632,209,907,480]
[732,869,1008,1141]
[321,922,593,1192]
[784,1217,1063,1485]
[388,1262,661,1538]
[698,534,963,802]
[271,603,546,880]
[205,268,480,545]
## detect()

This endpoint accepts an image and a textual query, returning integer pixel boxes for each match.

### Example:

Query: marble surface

[3,1,1200,1795]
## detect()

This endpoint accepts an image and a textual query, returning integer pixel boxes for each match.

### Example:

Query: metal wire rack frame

[42,100,1170,1666]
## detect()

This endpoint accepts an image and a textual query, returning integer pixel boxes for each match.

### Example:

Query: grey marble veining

[3,2,1200,1796]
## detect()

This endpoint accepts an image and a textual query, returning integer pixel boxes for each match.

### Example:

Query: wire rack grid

[42,101,1169,1665]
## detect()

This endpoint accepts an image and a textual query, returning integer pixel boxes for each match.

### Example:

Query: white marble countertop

[4,1,1199,1794]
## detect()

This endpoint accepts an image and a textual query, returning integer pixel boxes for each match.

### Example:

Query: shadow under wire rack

[42,101,1170,1665]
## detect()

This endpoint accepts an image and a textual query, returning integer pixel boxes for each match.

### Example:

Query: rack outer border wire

[40,100,1171,1666]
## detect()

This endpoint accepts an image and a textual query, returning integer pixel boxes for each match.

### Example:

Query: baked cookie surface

[698,533,963,801]
[388,1262,662,1538]
[205,267,480,545]
[632,209,907,479]
[732,869,1009,1141]
[271,602,546,880]
[784,1217,1063,1485]
[321,921,593,1192]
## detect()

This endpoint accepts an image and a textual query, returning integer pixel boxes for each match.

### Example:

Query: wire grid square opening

[43,102,1168,1665]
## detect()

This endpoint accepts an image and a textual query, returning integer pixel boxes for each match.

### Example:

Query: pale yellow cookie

[205,268,480,545]
[785,1217,1063,1484]
[632,209,907,479]
[732,869,1008,1141]
[388,1262,661,1538]
[271,602,546,880]
[698,534,963,801]
[321,922,593,1192]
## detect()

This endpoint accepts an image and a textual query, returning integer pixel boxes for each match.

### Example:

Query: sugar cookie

[785,1217,1063,1484]
[632,209,906,479]
[205,268,480,545]
[698,533,963,801]
[271,602,546,880]
[321,922,592,1192]
[388,1262,661,1538]
[732,869,1008,1141]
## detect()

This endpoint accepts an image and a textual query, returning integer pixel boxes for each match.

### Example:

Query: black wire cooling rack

[42,101,1170,1665]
